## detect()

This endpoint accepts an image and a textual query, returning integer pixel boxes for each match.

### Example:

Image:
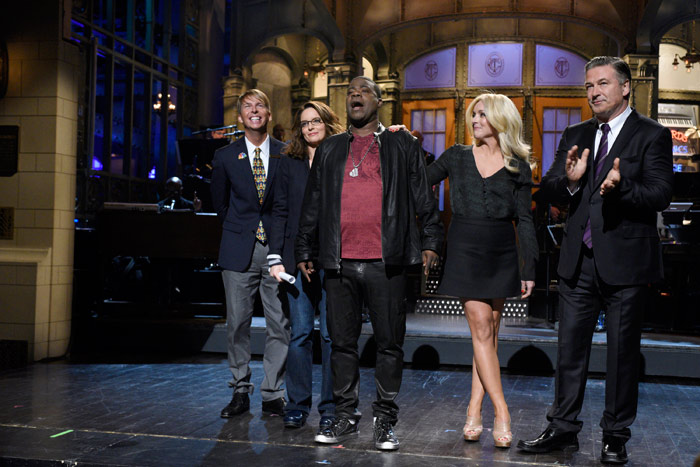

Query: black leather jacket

[295,124,443,270]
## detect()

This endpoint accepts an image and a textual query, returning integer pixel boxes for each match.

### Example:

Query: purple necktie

[582,123,610,249]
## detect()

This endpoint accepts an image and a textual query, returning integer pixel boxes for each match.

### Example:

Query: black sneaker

[373,417,399,451]
[319,414,335,429]
[314,417,359,444]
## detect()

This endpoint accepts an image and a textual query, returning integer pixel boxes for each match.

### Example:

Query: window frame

[532,97,592,183]
[71,0,195,183]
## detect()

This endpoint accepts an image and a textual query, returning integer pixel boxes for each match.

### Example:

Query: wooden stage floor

[1,355,699,466]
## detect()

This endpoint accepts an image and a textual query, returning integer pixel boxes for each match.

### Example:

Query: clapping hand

[565,145,589,191]
[600,158,621,196]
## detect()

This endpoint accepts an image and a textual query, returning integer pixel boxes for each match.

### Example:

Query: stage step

[200,314,700,379]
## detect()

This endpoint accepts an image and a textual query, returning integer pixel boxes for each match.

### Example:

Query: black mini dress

[427,145,538,299]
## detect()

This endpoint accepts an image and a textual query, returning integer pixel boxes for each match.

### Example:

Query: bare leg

[463,298,509,423]
[468,299,504,417]
[468,356,485,417]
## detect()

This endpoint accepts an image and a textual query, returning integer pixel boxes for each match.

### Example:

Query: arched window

[535,45,586,86]
[404,47,456,89]
[468,43,523,87]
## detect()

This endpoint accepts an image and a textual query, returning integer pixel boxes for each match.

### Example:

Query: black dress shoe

[517,427,579,453]
[220,392,249,418]
[283,410,307,428]
[262,397,286,416]
[601,436,628,464]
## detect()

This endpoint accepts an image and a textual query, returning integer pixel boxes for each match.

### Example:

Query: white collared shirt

[244,135,270,176]
[594,105,632,160]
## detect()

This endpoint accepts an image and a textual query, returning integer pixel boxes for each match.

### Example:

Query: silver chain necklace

[348,138,375,177]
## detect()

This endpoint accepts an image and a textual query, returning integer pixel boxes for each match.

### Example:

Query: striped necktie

[582,123,610,249]
[252,147,266,243]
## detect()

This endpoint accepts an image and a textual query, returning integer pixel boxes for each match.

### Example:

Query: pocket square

[238,152,247,159]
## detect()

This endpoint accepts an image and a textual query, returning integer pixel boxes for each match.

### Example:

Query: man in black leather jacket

[295,76,443,451]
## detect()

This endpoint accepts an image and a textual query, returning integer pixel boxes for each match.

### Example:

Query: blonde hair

[466,93,530,173]
[237,89,271,115]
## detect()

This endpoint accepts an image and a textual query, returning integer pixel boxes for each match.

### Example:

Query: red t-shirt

[340,133,383,259]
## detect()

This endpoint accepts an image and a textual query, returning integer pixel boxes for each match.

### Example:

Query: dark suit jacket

[210,136,285,272]
[269,156,311,273]
[539,109,673,286]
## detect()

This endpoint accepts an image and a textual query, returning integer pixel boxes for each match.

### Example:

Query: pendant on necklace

[349,167,359,177]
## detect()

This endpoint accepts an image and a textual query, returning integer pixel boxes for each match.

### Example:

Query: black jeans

[325,260,407,424]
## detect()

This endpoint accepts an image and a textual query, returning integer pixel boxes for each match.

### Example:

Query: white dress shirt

[593,105,632,160]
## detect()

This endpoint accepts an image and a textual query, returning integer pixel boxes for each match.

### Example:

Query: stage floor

[1,357,698,466]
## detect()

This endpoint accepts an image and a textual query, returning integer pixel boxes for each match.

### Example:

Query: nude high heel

[462,405,482,441]
[493,417,512,448]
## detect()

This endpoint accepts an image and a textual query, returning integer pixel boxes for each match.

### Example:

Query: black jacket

[539,110,673,285]
[295,124,443,270]
[268,155,312,273]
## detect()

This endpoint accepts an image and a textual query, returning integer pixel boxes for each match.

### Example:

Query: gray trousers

[222,241,290,401]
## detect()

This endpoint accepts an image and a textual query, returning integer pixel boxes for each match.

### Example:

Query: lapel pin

[238,152,247,159]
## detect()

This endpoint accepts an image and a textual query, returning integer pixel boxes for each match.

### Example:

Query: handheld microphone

[279,272,296,284]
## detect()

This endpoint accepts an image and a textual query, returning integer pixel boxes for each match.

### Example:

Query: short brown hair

[237,89,271,115]
[585,56,631,100]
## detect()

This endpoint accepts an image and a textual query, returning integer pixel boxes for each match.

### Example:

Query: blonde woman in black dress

[427,93,537,448]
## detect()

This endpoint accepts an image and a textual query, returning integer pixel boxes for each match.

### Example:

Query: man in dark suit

[211,89,289,418]
[517,57,673,464]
